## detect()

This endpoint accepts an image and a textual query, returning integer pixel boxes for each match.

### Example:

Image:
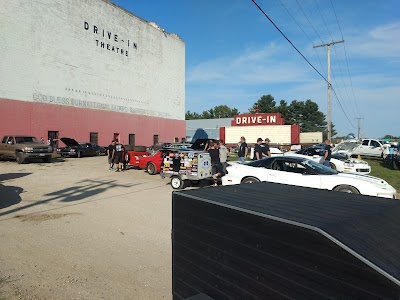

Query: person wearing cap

[262,138,271,158]
[253,138,264,160]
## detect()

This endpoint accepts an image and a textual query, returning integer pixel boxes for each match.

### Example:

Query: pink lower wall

[0,98,186,146]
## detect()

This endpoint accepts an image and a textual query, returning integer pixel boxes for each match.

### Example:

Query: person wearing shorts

[107,140,116,170]
[114,140,124,172]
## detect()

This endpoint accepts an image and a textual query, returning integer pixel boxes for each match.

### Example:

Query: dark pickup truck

[0,135,53,163]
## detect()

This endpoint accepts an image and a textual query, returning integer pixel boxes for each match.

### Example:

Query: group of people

[107,139,125,172]
[237,136,272,161]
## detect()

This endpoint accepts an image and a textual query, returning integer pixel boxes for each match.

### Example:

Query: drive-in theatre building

[0,0,185,147]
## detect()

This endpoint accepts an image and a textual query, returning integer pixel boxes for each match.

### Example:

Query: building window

[129,134,135,146]
[90,132,98,145]
[153,135,159,145]
[181,137,186,143]
[114,133,120,142]
[174,137,179,143]
[48,131,59,149]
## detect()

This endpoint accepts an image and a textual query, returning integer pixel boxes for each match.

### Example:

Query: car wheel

[96,150,101,156]
[125,153,130,163]
[77,151,82,158]
[241,177,260,184]
[329,162,336,170]
[333,185,360,194]
[146,162,157,175]
[16,152,25,164]
[393,160,399,170]
[171,176,184,189]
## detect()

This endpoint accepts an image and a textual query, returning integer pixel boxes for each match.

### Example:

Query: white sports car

[222,156,396,199]
[285,147,371,174]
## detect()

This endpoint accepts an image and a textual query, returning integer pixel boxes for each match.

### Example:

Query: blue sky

[114,0,399,138]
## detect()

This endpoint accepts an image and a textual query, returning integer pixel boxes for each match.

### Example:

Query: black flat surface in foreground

[174,182,400,284]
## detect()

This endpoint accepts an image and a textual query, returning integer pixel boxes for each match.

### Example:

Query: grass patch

[365,158,400,192]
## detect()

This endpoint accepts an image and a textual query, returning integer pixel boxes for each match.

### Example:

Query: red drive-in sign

[231,113,285,126]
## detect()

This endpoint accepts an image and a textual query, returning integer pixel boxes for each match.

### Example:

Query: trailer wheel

[171,176,184,189]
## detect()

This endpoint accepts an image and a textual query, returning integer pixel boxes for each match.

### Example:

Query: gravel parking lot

[0,156,174,300]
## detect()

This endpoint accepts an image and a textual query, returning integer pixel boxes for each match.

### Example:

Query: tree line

[185,94,336,137]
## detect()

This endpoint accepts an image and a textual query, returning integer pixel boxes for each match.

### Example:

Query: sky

[113,0,400,138]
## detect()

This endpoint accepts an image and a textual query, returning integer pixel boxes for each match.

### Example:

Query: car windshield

[301,159,338,175]
[15,137,39,144]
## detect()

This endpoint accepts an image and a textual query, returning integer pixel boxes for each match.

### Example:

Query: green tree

[249,94,277,113]
[185,105,240,120]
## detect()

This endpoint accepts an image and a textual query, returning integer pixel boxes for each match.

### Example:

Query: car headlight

[70,149,75,152]
[344,162,354,167]
[24,147,33,152]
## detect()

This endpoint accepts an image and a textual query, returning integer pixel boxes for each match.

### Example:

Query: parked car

[123,145,149,169]
[138,148,184,175]
[222,156,396,199]
[57,137,105,158]
[0,135,53,163]
[288,146,371,174]
[334,139,384,158]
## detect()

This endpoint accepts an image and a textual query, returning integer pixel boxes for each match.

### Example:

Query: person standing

[262,138,271,158]
[253,138,264,160]
[107,140,116,170]
[218,139,228,175]
[237,136,248,163]
[208,141,222,185]
[321,139,332,167]
[114,140,124,172]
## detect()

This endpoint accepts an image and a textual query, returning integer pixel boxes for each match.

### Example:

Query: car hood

[60,137,80,147]
[337,172,388,186]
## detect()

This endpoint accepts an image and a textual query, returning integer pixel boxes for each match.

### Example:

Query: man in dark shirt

[262,138,271,158]
[238,136,248,162]
[321,139,332,167]
[208,141,222,183]
[114,140,125,172]
[107,140,116,170]
[254,138,264,160]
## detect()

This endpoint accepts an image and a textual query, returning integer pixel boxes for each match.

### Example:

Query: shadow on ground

[0,173,31,182]
[0,179,137,217]
[0,184,23,209]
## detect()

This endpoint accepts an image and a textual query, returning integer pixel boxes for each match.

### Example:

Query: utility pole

[354,117,363,140]
[314,40,344,142]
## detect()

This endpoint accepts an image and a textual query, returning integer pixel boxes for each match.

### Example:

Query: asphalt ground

[0,156,175,300]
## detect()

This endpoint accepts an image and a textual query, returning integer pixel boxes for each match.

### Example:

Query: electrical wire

[250,0,356,128]
[329,0,361,117]
[313,0,357,119]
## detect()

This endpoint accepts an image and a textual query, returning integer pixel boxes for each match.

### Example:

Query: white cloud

[348,21,400,59]
[187,42,315,84]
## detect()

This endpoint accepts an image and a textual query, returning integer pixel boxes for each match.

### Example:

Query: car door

[4,136,15,157]
[265,159,322,189]
[358,139,370,156]
[369,140,383,157]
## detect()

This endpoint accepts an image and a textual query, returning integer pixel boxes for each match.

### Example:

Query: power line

[250,0,356,129]
[314,0,357,119]
[295,0,324,44]
[277,0,326,75]
[329,0,361,117]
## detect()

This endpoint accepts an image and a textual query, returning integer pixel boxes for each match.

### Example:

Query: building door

[129,134,135,146]
[153,135,159,145]
[48,131,59,150]
[90,132,98,145]
[114,133,120,142]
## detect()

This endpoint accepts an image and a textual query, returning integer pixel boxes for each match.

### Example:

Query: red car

[138,149,166,175]
[124,146,149,169]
